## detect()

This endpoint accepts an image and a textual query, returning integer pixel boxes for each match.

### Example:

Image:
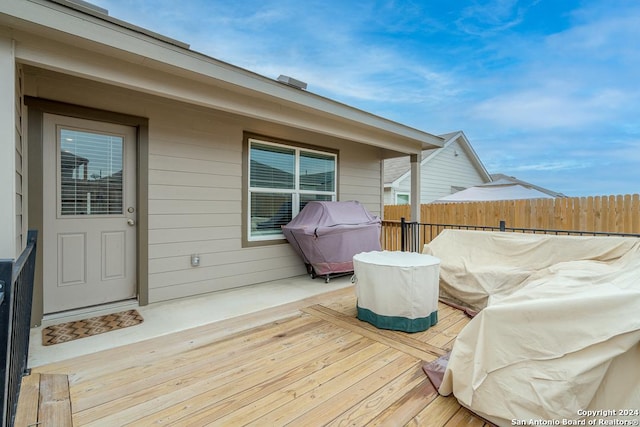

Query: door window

[59,128,124,216]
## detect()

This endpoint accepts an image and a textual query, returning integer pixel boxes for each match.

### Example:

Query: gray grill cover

[283,201,382,276]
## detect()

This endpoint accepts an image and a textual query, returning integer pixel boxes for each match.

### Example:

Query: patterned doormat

[42,309,144,346]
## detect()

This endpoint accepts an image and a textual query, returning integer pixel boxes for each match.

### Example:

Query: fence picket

[623,194,632,233]
[632,194,640,234]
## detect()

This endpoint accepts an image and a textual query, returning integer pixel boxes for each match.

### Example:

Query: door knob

[127,219,135,226]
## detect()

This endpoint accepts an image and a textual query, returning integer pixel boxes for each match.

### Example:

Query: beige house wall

[24,68,382,304]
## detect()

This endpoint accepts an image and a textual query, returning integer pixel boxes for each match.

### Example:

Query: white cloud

[550,4,640,56]
[455,0,537,35]
[509,160,591,172]
[471,87,629,130]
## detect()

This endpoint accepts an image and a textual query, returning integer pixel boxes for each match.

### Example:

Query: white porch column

[410,153,421,222]
[0,37,16,258]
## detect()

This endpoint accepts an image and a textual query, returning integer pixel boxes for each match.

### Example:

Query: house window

[396,193,410,205]
[246,136,337,242]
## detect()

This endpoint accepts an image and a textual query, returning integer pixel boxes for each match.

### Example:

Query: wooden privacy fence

[384,194,640,234]
[382,194,640,250]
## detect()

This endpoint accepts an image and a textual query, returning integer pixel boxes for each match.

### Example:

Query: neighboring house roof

[384,131,491,187]
[490,174,567,197]
[431,174,567,203]
[1,0,443,156]
[431,182,555,203]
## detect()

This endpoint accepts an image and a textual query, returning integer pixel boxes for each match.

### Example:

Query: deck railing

[1,230,38,427]
[382,219,640,252]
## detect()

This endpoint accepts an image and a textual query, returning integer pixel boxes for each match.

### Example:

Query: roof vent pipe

[277,75,308,90]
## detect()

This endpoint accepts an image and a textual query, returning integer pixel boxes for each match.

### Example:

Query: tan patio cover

[422,230,640,425]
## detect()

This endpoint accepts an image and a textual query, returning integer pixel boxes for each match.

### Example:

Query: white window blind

[248,138,336,241]
[59,128,124,216]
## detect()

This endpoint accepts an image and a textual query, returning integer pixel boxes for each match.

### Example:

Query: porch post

[0,37,16,258]
[410,153,421,222]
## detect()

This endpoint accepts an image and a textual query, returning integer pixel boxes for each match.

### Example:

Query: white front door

[43,114,137,314]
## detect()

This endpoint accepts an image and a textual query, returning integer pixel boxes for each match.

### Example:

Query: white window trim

[247,137,337,242]
[395,192,410,205]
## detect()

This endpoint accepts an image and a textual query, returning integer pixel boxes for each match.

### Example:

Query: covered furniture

[422,230,640,426]
[422,229,640,312]
[283,201,381,282]
[353,251,440,333]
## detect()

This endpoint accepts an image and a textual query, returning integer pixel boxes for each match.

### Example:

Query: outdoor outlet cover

[191,254,200,266]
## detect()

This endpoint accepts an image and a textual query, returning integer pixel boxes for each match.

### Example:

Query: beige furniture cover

[422,230,640,426]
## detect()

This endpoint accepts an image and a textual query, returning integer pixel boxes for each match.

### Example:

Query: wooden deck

[17,286,491,426]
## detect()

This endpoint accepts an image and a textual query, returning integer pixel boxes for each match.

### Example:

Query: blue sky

[92,0,640,197]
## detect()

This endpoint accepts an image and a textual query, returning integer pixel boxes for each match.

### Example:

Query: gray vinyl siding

[396,140,488,203]
[25,68,383,304]
[15,64,25,255]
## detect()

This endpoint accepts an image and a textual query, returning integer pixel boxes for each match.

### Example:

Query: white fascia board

[1,0,442,153]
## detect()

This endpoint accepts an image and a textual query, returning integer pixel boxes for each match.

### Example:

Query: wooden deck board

[366,375,439,426]
[119,335,380,426]
[74,319,354,425]
[25,285,488,426]
[445,406,489,426]
[242,349,412,426]
[311,362,427,426]
[407,394,462,426]
[14,372,41,427]
[149,336,379,426]
[71,315,330,413]
[38,374,73,427]
[303,305,446,359]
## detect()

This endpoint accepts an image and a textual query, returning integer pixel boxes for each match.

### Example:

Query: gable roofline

[454,131,492,182]
[1,0,443,154]
[385,131,491,187]
[489,174,568,197]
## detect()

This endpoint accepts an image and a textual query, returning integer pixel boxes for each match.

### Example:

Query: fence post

[0,261,13,427]
[499,220,506,232]
[400,217,406,252]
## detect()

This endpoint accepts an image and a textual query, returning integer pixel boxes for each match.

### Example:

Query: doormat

[42,309,144,346]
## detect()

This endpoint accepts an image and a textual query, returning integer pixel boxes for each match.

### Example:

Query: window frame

[242,133,338,247]
[395,192,410,205]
